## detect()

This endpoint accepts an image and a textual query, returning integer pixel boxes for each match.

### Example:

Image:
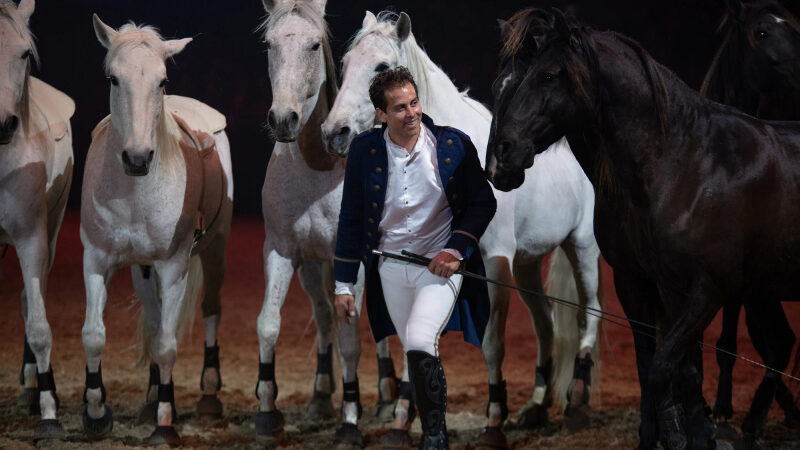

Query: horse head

[261,0,331,143]
[0,0,36,145]
[738,1,800,93]
[93,14,191,176]
[321,11,412,157]
[487,8,590,190]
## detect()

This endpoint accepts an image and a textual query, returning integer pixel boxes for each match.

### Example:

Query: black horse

[700,0,800,438]
[488,8,800,450]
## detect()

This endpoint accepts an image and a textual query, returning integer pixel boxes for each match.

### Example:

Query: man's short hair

[368,66,418,112]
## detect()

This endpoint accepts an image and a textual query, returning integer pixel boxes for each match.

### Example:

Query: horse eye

[757,30,768,40]
[264,41,272,50]
[375,63,389,72]
[159,78,168,88]
[310,42,320,51]
[539,72,554,82]
[21,49,31,60]
[109,75,119,86]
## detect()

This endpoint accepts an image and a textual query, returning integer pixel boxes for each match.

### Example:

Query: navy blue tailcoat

[333,114,497,347]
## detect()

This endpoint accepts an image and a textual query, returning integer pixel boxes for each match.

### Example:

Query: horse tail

[548,246,580,409]
[549,247,604,409]
[135,255,204,366]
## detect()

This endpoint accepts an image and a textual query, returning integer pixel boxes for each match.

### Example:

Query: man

[333,66,496,449]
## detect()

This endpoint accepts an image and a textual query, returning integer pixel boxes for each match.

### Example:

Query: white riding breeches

[378,258,463,356]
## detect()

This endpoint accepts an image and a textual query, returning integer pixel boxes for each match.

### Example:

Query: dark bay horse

[487,8,800,450]
[700,0,800,437]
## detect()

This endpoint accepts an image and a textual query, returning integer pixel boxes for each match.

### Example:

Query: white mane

[348,11,491,121]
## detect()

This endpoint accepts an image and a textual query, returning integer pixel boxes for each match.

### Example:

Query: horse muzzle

[321,125,353,158]
[268,108,300,143]
[122,149,154,176]
[0,115,19,145]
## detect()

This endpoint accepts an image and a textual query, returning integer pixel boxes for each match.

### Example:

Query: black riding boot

[407,350,448,450]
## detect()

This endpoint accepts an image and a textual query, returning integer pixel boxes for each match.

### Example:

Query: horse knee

[26,322,53,356]
[154,335,177,374]
[257,312,280,350]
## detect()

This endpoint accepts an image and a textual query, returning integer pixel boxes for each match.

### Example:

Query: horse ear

[163,37,192,59]
[395,12,412,42]
[497,19,512,39]
[16,0,34,23]
[262,0,277,14]
[363,11,378,29]
[307,0,326,16]
[93,14,119,49]
[552,8,572,40]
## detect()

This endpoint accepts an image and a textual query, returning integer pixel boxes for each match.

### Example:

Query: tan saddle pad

[28,76,75,141]
[164,95,226,135]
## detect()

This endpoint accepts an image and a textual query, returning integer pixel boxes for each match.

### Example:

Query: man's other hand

[428,251,460,278]
[335,294,356,323]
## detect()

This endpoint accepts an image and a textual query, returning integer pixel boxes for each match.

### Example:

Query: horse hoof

[732,433,762,450]
[17,387,40,415]
[136,401,158,425]
[83,405,114,440]
[305,391,335,421]
[714,421,739,441]
[334,423,364,449]
[148,425,181,447]
[476,426,509,449]
[564,404,591,433]
[375,400,396,423]
[515,402,550,429]
[381,428,412,449]
[255,410,285,446]
[196,394,223,420]
[33,419,66,442]
[714,440,734,450]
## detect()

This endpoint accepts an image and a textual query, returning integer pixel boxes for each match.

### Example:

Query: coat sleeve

[445,135,497,257]
[334,143,364,284]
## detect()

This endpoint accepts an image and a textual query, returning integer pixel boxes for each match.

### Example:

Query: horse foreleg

[375,336,398,422]
[81,248,115,440]
[333,265,365,447]
[513,258,554,429]
[713,301,741,431]
[298,260,336,421]
[147,258,193,446]
[197,235,228,420]
[254,248,293,444]
[482,256,512,428]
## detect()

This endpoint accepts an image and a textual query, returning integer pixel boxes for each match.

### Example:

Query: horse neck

[701,28,760,115]
[297,80,340,171]
[757,87,800,120]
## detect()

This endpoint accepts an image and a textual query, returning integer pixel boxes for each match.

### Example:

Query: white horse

[255,0,392,447]
[321,11,604,446]
[80,15,233,446]
[0,0,73,441]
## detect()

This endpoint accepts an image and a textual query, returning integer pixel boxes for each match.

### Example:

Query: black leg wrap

[158,380,177,423]
[487,379,509,421]
[37,367,59,411]
[408,350,448,450]
[534,357,553,407]
[200,342,221,391]
[573,355,593,385]
[342,377,363,419]
[19,337,36,385]
[148,363,159,387]
[317,344,335,394]
[256,357,278,401]
[397,380,417,423]
[378,356,397,380]
[83,364,107,404]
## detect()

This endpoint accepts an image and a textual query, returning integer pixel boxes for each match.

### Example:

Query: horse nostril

[122,150,132,166]
[338,126,350,137]
[7,116,18,132]
[147,150,154,163]
[288,111,299,127]
[267,110,277,130]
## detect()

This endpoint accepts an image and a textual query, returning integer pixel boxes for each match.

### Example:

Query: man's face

[376,82,422,142]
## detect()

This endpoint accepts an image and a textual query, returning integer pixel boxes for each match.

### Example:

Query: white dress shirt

[335,124,457,296]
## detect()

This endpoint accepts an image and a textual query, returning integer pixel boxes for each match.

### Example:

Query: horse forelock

[258,1,336,104]
[0,1,38,65]
[499,7,553,65]
[103,23,165,74]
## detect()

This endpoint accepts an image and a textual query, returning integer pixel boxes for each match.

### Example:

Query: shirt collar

[384,123,432,159]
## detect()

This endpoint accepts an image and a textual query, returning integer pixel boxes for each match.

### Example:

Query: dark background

[24,0,799,215]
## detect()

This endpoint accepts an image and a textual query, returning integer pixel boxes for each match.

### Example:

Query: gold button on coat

[368,218,375,224]
[372,202,378,209]
[375,167,382,174]
[444,157,452,165]
[449,176,455,183]
[374,185,381,191]
[370,148,377,155]
[446,139,453,146]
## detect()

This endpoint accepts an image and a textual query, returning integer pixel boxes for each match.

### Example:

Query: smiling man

[333,67,496,450]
